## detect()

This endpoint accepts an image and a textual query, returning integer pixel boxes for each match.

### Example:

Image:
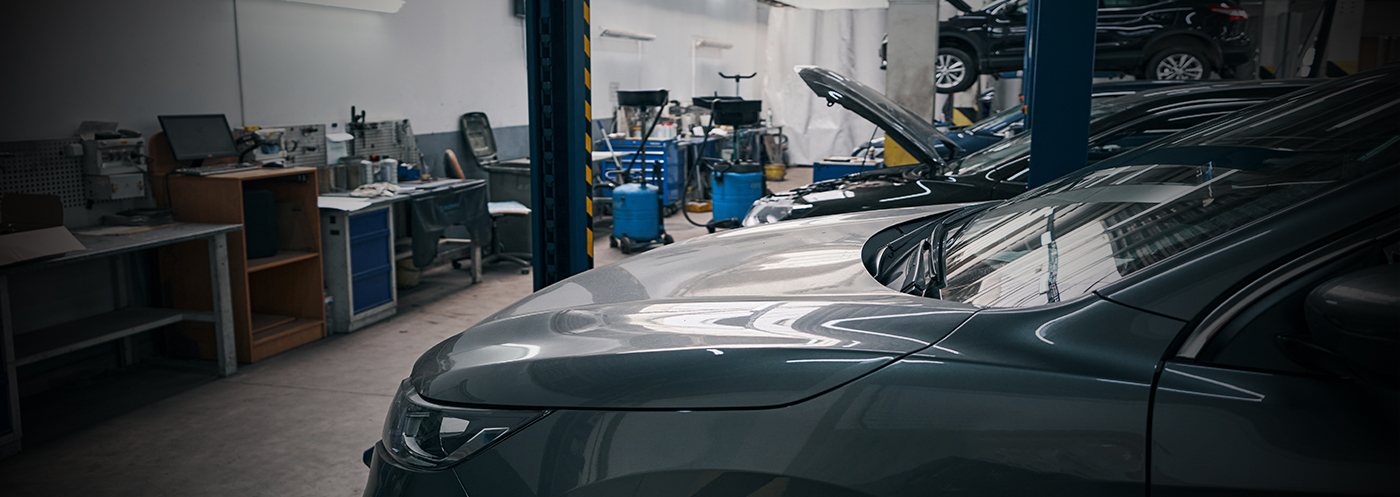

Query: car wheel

[936,48,978,94]
[1147,47,1212,80]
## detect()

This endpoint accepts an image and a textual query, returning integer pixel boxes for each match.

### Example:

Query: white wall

[590,0,769,116]
[234,0,530,131]
[0,0,769,143]
[0,0,243,141]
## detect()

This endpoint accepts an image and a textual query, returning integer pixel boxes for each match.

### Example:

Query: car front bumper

[363,442,469,497]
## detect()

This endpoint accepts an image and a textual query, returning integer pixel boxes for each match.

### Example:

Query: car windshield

[938,70,1400,308]
[964,107,1023,134]
[953,132,1032,176]
[1087,99,1132,121]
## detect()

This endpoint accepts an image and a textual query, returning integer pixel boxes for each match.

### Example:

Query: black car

[853,79,1203,160]
[931,0,1254,92]
[743,67,1315,226]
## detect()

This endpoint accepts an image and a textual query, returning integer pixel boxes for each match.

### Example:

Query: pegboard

[349,119,422,166]
[0,138,87,208]
[234,123,328,168]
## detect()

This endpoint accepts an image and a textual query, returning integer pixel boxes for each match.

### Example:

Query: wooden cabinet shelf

[250,313,296,334]
[247,250,318,273]
[157,157,326,364]
[250,319,321,348]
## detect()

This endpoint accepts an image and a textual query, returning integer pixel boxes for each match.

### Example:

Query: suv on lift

[932,0,1255,92]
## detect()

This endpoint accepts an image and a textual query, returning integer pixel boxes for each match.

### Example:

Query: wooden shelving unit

[158,161,326,363]
[247,250,318,272]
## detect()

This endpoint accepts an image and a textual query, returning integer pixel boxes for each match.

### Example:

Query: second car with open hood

[744,69,1317,227]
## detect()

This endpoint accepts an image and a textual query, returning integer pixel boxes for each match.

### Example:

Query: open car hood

[945,0,977,13]
[797,66,958,170]
[410,206,978,410]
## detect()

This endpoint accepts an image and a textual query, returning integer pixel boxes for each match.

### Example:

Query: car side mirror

[1008,122,1025,134]
[1295,265,1400,387]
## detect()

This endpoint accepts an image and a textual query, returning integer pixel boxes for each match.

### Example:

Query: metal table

[317,179,488,334]
[0,222,240,457]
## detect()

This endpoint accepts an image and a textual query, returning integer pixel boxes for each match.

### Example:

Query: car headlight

[381,380,549,470]
[742,198,810,226]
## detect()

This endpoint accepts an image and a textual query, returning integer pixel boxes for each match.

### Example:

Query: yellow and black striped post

[526,0,594,290]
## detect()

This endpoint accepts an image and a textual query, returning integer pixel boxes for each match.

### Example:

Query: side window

[1198,234,1400,377]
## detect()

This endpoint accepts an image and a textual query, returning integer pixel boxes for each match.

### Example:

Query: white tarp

[778,0,889,9]
[762,7,888,166]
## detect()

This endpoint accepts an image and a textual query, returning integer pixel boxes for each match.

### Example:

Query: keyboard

[174,163,262,176]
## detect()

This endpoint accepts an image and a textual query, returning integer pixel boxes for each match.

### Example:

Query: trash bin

[484,160,532,255]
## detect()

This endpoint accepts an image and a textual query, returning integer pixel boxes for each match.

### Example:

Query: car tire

[1146,47,1212,81]
[936,48,978,94]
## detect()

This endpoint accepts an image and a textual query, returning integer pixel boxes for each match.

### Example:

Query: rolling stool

[456,201,532,274]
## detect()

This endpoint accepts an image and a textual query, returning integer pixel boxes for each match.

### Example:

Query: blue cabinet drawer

[348,209,393,313]
[349,210,391,275]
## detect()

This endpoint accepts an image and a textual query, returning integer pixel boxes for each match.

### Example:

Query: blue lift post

[526,0,594,290]
[1023,0,1098,187]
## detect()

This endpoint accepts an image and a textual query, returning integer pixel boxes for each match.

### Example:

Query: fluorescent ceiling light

[695,39,733,49]
[285,0,404,13]
[600,28,657,41]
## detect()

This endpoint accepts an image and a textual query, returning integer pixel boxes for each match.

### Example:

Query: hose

[622,101,668,182]
[680,130,714,227]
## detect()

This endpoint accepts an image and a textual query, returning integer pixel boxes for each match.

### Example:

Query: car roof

[1100,79,1318,108]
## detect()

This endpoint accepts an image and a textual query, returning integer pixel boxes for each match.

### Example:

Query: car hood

[411,206,977,410]
[945,0,977,13]
[797,66,959,170]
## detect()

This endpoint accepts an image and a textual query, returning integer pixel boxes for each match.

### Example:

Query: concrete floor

[0,167,812,496]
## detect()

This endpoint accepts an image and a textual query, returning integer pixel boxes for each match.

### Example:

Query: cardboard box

[0,194,86,267]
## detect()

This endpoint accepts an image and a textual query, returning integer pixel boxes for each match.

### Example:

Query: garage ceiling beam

[526,0,594,290]
[1024,0,1097,187]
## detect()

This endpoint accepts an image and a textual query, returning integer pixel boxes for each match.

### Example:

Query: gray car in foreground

[365,68,1399,496]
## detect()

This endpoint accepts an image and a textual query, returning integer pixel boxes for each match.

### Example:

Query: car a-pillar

[1024,0,1097,187]
[526,0,594,290]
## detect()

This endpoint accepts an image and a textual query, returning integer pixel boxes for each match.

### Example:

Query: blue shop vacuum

[609,89,675,254]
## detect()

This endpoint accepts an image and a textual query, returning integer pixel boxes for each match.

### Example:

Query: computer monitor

[158,114,239,166]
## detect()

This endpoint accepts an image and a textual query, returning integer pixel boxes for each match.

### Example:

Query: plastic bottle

[381,158,399,184]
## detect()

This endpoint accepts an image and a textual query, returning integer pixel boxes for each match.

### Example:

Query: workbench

[0,222,241,457]
[317,178,488,334]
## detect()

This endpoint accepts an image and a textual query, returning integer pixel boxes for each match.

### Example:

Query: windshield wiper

[873,223,935,285]
[873,203,996,298]
[928,203,997,292]
[896,240,935,296]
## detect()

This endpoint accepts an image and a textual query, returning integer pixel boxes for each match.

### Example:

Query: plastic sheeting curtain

[762,8,888,166]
